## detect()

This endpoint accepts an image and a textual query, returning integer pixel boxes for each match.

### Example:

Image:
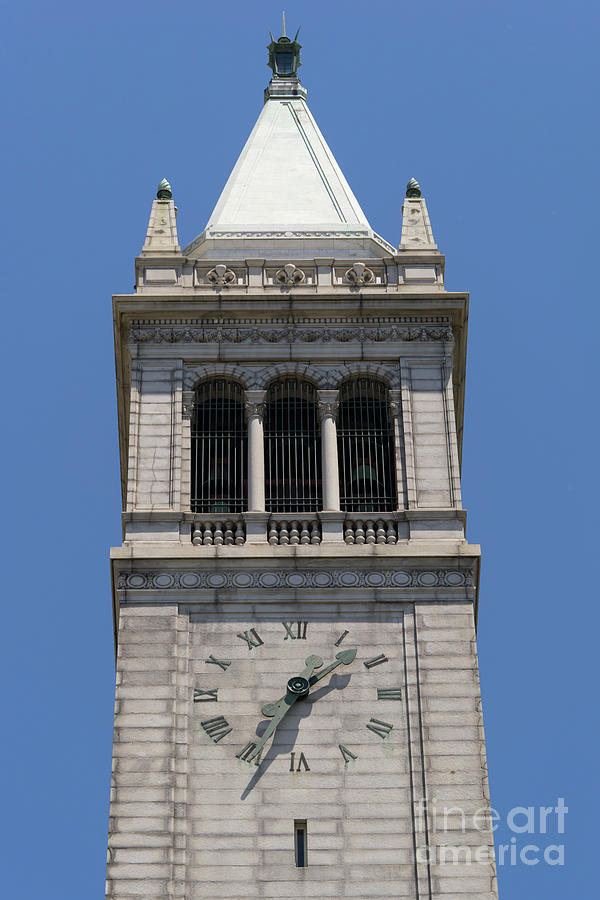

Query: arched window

[265,380,322,512]
[338,379,396,512]
[191,380,246,513]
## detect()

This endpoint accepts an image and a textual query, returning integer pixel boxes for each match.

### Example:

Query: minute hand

[308,648,357,686]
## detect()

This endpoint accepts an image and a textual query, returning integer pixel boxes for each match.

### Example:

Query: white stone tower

[106,31,498,900]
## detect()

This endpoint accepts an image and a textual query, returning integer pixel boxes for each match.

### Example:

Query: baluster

[365,520,376,544]
[223,521,234,545]
[213,521,224,545]
[289,520,300,544]
[310,520,321,544]
[344,522,355,544]
[235,521,245,545]
[279,520,290,545]
[202,523,214,546]
[268,521,279,545]
[386,520,397,544]
[376,519,387,543]
[354,519,366,544]
[300,520,311,544]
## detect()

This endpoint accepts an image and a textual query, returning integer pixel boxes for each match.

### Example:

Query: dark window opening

[294,820,307,867]
[191,380,247,513]
[265,380,322,513]
[338,378,396,512]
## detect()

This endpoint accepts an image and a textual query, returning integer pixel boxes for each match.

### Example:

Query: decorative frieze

[117,567,474,591]
[129,321,453,345]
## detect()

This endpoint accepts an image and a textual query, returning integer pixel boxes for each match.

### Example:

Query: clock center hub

[287,675,310,696]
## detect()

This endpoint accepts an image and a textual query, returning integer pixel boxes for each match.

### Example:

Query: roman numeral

[205,655,231,671]
[334,630,349,647]
[282,621,307,640]
[193,688,218,702]
[201,716,232,743]
[377,688,402,701]
[366,717,394,739]
[290,752,310,772]
[236,741,262,765]
[236,628,264,650]
[339,744,358,764]
[364,653,389,669]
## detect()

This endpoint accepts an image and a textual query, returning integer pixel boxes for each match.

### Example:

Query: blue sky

[2,0,597,896]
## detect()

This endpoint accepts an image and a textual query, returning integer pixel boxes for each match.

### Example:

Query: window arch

[337,378,396,512]
[191,379,246,513]
[265,379,322,512]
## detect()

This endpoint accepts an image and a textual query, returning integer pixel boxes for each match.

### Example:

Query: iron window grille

[338,378,396,512]
[191,379,247,514]
[265,379,322,513]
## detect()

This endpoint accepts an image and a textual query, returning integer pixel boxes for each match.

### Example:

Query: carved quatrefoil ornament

[275,263,306,286]
[207,264,236,286]
[344,262,375,286]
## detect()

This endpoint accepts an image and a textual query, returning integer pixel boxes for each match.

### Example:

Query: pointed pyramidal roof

[184,31,395,259]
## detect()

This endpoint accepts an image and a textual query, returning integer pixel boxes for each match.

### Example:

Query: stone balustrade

[268,518,322,546]
[192,518,245,546]
[343,518,398,545]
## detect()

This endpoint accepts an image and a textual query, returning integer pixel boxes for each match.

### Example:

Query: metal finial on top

[406,177,422,198]
[267,22,302,78]
[157,178,172,200]
[282,10,286,36]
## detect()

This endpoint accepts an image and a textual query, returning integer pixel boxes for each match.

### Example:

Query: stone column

[388,389,407,511]
[317,390,344,542]
[245,390,267,511]
[317,390,340,510]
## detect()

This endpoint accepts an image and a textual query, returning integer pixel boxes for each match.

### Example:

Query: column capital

[244,390,267,422]
[182,390,195,419]
[317,389,340,422]
[388,389,402,417]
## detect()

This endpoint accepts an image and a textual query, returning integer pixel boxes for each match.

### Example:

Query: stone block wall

[106,589,496,899]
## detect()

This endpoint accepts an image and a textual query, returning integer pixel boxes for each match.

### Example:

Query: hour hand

[261,655,323,716]
[308,648,357,686]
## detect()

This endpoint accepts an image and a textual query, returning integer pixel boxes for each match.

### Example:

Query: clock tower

[106,33,499,900]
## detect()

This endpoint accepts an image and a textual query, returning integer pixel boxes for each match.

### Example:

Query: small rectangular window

[294,819,307,867]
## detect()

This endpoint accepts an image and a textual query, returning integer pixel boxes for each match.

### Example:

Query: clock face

[186,604,417,893]
[189,607,405,779]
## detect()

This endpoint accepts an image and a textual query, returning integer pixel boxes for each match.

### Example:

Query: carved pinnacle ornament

[157,178,172,200]
[406,177,421,198]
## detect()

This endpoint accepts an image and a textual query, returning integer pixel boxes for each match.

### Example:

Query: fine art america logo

[414,797,567,868]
